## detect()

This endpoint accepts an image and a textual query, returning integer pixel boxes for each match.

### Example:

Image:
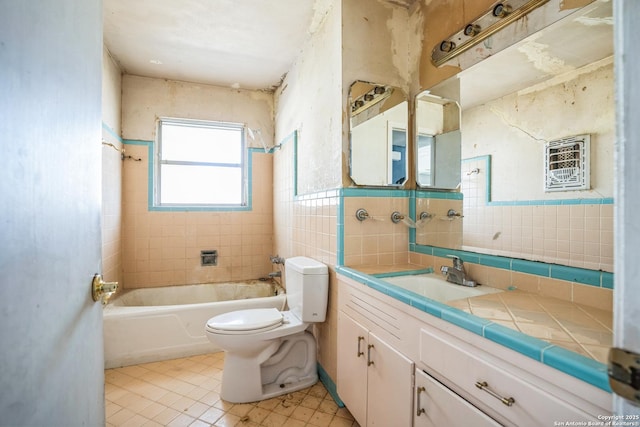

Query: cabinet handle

[416,386,426,416]
[367,344,375,366]
[357,336,365,357]
[475,381,515,407]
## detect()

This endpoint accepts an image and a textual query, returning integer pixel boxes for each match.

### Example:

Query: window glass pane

[161,123,242,164]
[160,164,242,205]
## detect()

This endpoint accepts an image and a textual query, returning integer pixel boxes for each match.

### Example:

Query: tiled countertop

[336,264,612,393]
[447,291,612,364]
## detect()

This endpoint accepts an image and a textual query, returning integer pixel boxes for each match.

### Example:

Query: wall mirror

[349,81,408,186]
[415,83,461,189]
[415,0,615,274]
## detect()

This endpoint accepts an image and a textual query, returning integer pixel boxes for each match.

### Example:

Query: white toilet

[205,256,328,403]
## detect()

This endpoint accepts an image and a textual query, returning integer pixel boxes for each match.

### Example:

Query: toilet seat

[206,308,284,335]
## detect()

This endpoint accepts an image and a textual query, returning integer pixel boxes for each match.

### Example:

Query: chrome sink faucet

[440,255,477,287]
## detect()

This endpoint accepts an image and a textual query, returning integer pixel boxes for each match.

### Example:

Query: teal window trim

[122,139,257,212]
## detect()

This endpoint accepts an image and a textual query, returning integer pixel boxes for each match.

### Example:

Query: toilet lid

[206,308,283,332]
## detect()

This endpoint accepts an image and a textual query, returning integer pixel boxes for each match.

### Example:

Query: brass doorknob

[92,274,118,305]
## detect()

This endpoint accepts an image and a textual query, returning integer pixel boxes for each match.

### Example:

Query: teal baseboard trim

[317,363,344,407]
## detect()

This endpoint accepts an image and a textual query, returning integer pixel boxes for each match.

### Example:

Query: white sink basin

[382,274,503,303]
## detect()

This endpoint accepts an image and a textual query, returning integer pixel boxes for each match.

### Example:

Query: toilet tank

[284,257,328,323]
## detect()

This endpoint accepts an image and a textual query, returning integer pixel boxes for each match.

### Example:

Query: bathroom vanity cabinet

[336,273,611,427]
[337,311,414,427]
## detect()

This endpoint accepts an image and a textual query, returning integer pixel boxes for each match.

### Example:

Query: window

[155,118,246,207]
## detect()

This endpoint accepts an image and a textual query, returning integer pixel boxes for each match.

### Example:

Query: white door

[367,332,414,427]
[613,0,640,415]
[337,312,369,426]
[0,2,105,426]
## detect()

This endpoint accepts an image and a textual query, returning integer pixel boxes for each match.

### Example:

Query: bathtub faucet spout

[268,271,281,278]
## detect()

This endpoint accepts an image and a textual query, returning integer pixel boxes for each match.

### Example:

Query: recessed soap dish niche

[544,134,590,192]
[201,250,218,266]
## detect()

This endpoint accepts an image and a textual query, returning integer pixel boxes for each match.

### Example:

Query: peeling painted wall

[462,59,614,201]
[342,0,413,186]
[101,48,123,287]
[275,0,342,194]
[122,76,274,146]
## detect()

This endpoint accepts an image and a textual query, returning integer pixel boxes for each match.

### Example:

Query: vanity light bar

[351,86,393,116]
[431,0,550,67]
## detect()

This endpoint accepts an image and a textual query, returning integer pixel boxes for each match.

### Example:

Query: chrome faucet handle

[447,254,464,270]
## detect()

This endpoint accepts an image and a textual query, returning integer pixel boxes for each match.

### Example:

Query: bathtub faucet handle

[270,255,285,265]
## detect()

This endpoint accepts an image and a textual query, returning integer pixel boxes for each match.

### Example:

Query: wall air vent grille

[544,135,590,192]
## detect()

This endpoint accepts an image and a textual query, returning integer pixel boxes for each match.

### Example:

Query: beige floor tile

[109,407,136,426]
[300,395,322,410]
[199,390,222,406]
[153,407,181,425]
[246,406,271,424]
[227,402,255,417]
[261,411,288,427]
[166,413,196,427]
[167,396,197,413]
[317,398,339,415]
[290,405,315,423]
[198,406,225,424]
[282,418,306,427]
[121,414,152,427]
[139,402,168,420]
[308,410,334,427]
[157,391,183,407]
[213,412,241,427]
[105,353,355,427]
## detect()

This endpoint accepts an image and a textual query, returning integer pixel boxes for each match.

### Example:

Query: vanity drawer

[414,368,500,427]
[419,327,595,427]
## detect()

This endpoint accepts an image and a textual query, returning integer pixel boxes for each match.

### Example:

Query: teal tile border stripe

[336,266,611,392]
[102,122,122,142]
[415,190,463,200]
[317,363,344,407]
[335,186,613,289]
[122,139,258,212]
[341,188,411,198]
[463,155,614,206]
[411,244,614,289]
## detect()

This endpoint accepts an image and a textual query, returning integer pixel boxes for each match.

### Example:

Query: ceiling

[103,0,321,91]
[103,0,415,91]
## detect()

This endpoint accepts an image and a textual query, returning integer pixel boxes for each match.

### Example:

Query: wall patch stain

[573,15,614,26]
[517,39,574,75]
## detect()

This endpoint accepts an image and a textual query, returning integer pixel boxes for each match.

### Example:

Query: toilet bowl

[205,257,328,403]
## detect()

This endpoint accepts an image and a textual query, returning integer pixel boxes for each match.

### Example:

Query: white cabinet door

[337,312,369,426]
[414,369,501,427]
[367,332,414,427]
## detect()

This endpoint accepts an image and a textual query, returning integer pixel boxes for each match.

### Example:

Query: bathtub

[103,280,286,368]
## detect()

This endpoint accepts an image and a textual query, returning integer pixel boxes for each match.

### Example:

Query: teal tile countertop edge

[336,266,611,393]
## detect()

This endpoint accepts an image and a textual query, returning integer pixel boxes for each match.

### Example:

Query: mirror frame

[348,80,409,187]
